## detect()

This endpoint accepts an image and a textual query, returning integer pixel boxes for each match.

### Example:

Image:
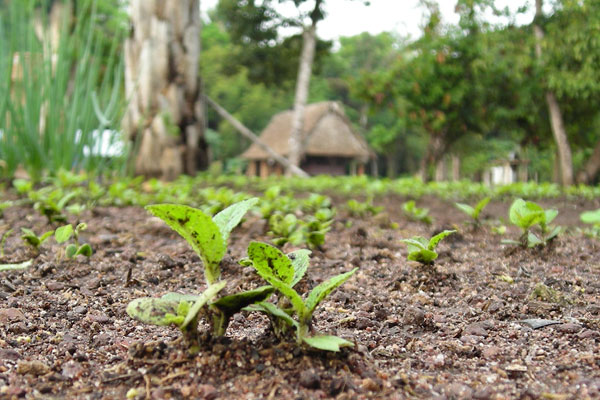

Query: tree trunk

[204,95,309,177]
[577,140,600,184]
[287,22,317,176]
[534,0,573,186]
[124,0,207,180]
[419,131,446,182]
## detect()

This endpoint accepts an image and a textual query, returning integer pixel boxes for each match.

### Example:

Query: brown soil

[1,196,600,399]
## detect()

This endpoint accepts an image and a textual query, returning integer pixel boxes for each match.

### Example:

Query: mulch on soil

[1,195,600,399]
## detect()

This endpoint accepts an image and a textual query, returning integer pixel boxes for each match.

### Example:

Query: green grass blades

[400,230,456,265]
[146,199,257,284]
[246,242,357,351]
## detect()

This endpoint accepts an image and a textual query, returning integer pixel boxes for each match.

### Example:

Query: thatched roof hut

[241,101,374,176]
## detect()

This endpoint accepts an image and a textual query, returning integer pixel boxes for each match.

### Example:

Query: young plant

[505,199,561,248]
[145,199,256,284]
[580,209,600,238]
[268,213,305,247]
[402,200,432,225]
[304,208,335,249]
[127,198,275,344]
[245,242,357,352]
[400,230,456,265]
[55,223,93,258]
[21,228,55,251]
[346,198,383,218]
[455,197,490,226]
[0,201,13,218]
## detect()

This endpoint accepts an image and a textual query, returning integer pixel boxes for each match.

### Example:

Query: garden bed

[1,189,600,399]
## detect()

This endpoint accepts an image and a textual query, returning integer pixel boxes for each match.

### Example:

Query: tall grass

[0,0,127,182]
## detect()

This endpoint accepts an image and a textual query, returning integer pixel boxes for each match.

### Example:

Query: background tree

[124,1,207,179]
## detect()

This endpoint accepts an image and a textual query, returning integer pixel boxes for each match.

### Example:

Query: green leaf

[0,259,33,271]
[126,298,179,326]
[400,237,428,253]
[146,204,225,284]
[581,209,600,225]
[75,244,93,257]
[289,249,311,287]
[39,230,55,243]
[65,243,78,258]
[473,197,491,219]
[182,281,227,329]
[248,241,295,285]
[75,222,88,232]
[455,202,475,218]
[247,242,306,317]
[55,224,74,244]
[161,293,201,303]
[302,335,354,352]
[213,197,258,242]
[544,209,558,225]
[407,249,438,264]
[527,232,543,248]
[545,225,562,241]
[245,301,299,330]
[21,228,41,247]
[428,230,456,250]
[305,268,358,316]
[509,199,544,231]
[211,285,275,316]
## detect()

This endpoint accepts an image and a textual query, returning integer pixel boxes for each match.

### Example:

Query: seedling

[346,198,383,218]
[304,208,335,249]
[402,200,432,225]
[21,228,55,251]
[268,213,304,247]
[30,188,79,224]
[0,201,13,218]
[55,223,92,258]
[400,230,456,265]
[1,229,13,257]
[12,179,32,195]
[145,199,258,285]
[127,199,275,344]
[455,197,490,226]
[245,242,357,352]
[580,209,600,238]
[505,199,561,248]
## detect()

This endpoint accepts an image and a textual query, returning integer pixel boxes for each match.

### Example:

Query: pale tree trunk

[577,140,600,184]
[124,0,207,180]
[419,131,446,182]
[534,0,573,186]
[287,22,317,175]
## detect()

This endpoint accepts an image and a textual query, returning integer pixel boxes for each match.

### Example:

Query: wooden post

[204,95,309,177]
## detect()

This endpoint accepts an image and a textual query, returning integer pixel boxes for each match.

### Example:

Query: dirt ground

[1,194,600,399]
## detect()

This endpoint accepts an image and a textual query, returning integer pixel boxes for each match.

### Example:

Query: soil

[1,193,600,399]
